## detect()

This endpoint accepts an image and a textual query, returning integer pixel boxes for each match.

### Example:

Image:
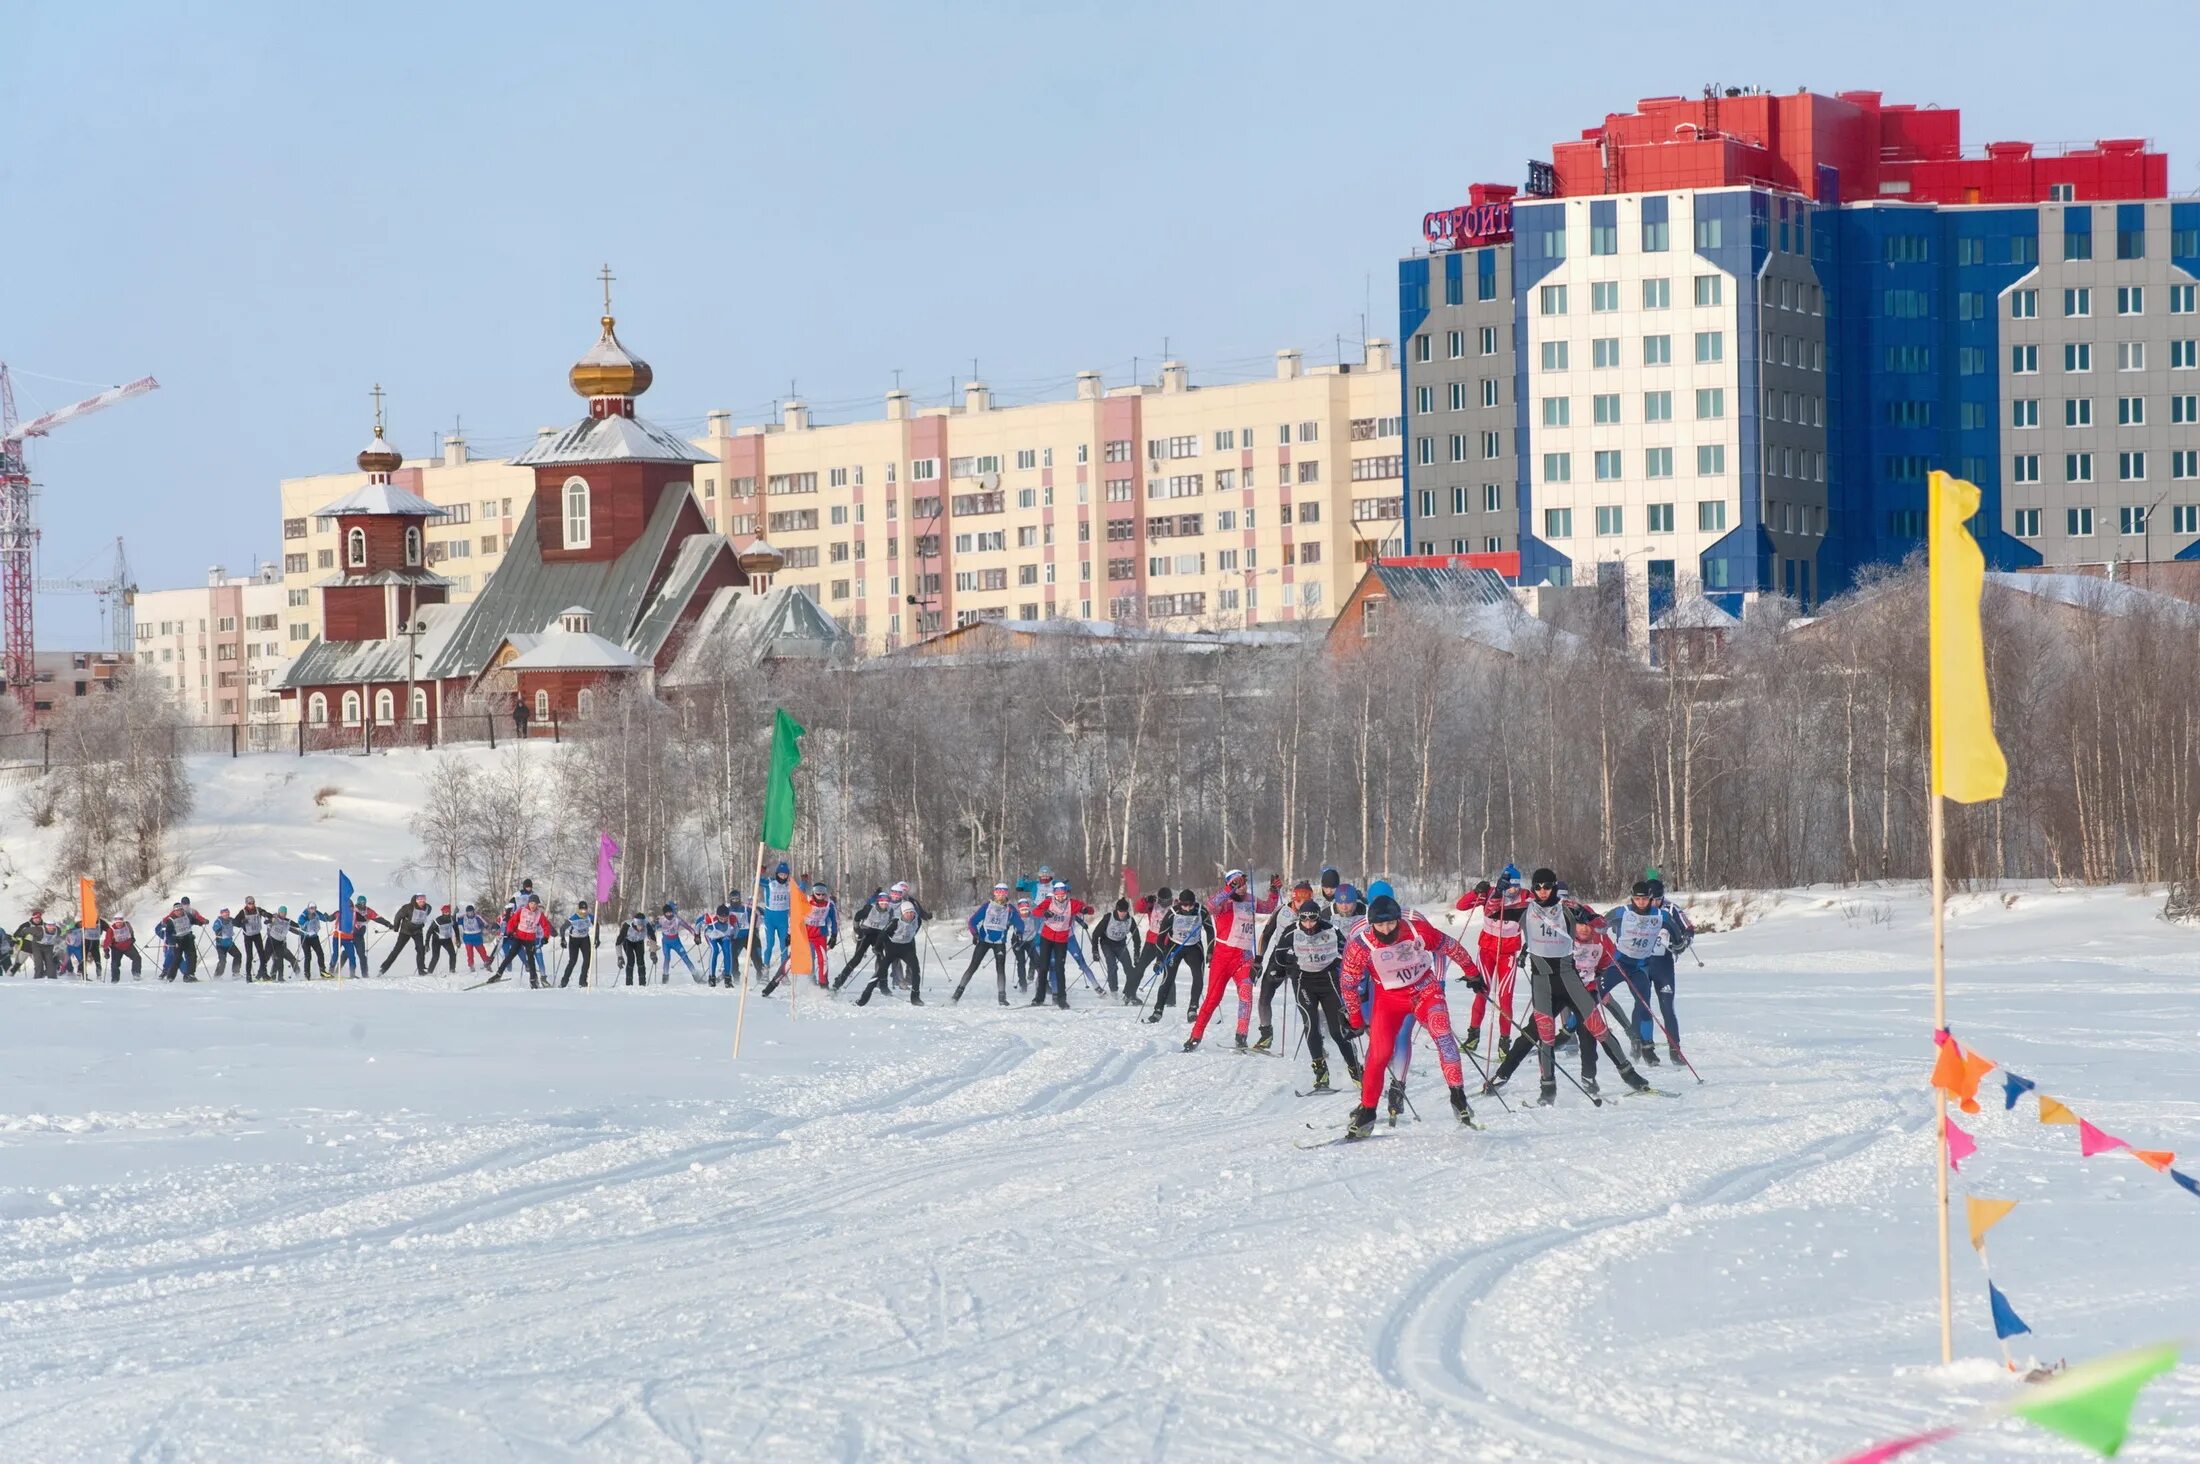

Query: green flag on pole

[2006,1343,2180,1456]
[761,707,806,849]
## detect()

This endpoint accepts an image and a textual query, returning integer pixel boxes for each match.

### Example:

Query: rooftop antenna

[892,367,903,391]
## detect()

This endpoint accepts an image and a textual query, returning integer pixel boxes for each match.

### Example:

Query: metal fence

[0,711,568,773]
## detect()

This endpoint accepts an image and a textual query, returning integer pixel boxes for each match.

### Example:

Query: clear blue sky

[7,0,2195,641]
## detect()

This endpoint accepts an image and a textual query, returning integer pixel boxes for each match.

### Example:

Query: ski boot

[909,993,924,1006]
[1479,1076,1501,1097]
[1495,1036,1513,1066]
[1182,1035,1201,1053]
[1580,1075,1601,1100]
[1641,1039,1662,1066]
[1449,1085,1475,1126]
[951,980,968,1003]
[1344,1105,1379,1141]
[1054,993,1068,1010]
[1143,1010,1163,1024]
[1535,1084,1556,1107]
[1251,1026,1274,1053]
[997,994,1009,1007]
[1233,1032,1248,1053]
[1309,1058,1331,1092]
[1668,1044,1687,1066]
[1386,1079,1407,1125]
[1463,1025,1481,1054]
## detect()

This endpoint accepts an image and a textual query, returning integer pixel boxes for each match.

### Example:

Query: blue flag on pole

[2003,1071,2036,1111]
[338,871,355,937]
[1989,1281,2031,1340]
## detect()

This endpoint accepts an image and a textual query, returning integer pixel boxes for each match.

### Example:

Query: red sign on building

[1421,201,1514,251]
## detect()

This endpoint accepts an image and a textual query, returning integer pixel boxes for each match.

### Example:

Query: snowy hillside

[0,755,2195,1461]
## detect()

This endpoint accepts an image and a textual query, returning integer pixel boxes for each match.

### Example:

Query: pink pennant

[2077,1119,2128,1158]
[1946,1118,1978,1172]
[1830,1425,1961,1463]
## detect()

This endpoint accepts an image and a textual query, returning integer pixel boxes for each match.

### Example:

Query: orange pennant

[1954,1049,1997,1114]
[1929,1034,1968,1097]
[2038,1095,2077,1126]
[2131,1149,2176,1173]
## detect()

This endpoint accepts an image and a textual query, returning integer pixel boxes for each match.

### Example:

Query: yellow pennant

[1927,471,2008,803]
[2038,1095,2078,1126]
[1966,1195,2018,1251]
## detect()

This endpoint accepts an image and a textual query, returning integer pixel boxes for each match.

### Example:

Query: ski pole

[1623,970,1703,1085]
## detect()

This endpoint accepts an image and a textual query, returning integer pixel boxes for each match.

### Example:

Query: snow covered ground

[1,753,2196,1461]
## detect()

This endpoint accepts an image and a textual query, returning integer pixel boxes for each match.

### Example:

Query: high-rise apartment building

[132,564,293,724]
[1401,88,2195,611]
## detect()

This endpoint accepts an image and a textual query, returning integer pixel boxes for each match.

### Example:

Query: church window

[308,693,328,725]
[404,526,423,566]
[341,691,362,726]
[534,689,551,722]
[563,477,591,549]
[374,689,395,724]
[346,527,366,568]
[409,687,429,723]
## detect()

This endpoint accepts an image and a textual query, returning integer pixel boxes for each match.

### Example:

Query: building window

[2066,452,2094,483]
[1590,281,1619,313]
[307,693,328,725]
[576,688,595,721]
[2064,287,2092,318]
[1481,378,1500,408]
[1539,341,1568,371]
[1697,500,1727,532]
[1692,275,1723,307]
[1595,505,1623,536]
[2119,451,2146,482]
[2067,398,2094,428]
[2012,454,2041,483]
[2118,286,2145,316]
[1643,390,1673,422]
[1478,326,1498,355]
[1541,452,1571,483]
[1695,387,1725,420]
[2067,506,2094,537]
[1642,218,1669,252]
[2119,396,2146,426]
[1641,277,1670,310]
[1542,397,1570,427]
[563,477,591,549]
[284,553,309,574]
[2175,340,2200,370]
[2012,345,2038,375]
[1593,337,1621,368]
[2172,285,2196,315]
[2013,399,2039,429]
[368,688,390,723]
[410,687,429,724]
[1594,450,1621,481]
[1543,507,1573,538]
[1539,284,1568,316]
[2118,341,2146,372]
[2177,451,2200,480]
[1642,335,1672,366]
[346,527,366,568]
[2010,289,2037,319]
[1696,444,1726,477]
[1592,393,1621,424]
[1647,502,1674,533]
[2013,508,2041,538]
[2065,343,2092,374]
[1645,447,1673,478]
[1694,331,1724,364]
[403,525,422,566]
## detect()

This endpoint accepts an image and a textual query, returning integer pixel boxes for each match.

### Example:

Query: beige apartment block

[696,346,1404,652]
[132,564,296,724]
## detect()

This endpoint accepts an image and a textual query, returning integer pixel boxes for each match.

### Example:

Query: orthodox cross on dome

[598,262,616,317]
[370,382,386,433]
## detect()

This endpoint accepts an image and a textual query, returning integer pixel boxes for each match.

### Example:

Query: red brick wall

[514,667,633,722]
[323,585,388,642]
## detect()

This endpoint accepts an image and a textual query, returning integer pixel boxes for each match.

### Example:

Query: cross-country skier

[1029,880,1089,1010]
[1604,881,1684,1065]
[236,897,267,980]
[800,882,838,986]
[1338,893,1480,1137]
[755,862,795,972]
[1484,870,1650,1103]
[158,900,207,981]
[558,901,594,987]
[426,905,460,973]
[833,889,892,991]
[211,909,244,978]
[102,915,142,982]
[1259,897,1363,1092]
[954,884,1019,1004]
[493,895,552,986]
[260,907,299,980]
[454,904,490,972]
[295,904,327,979]
[1318,866,1342,905]
[13,910,58,980]
[856,896,925,1005]
[657,902,699,981]
[1128,888,1173,1005]
[1090,898,1138,996]
[334,894,383,977]
[1185,870,1268,1050]
[380,895,435,975]
[1144,888,1213,1024]
[1645,878,1693,1064]
[618,911,650,985]
[1467,871,1528,1059]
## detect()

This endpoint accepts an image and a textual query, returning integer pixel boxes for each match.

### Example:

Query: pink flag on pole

[2077,1118,2128,1158]
[1946,1117,1978,1172]
[596,833,621,906]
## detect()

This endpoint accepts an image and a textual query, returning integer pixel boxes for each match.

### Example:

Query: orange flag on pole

[789,883,813,978]
[78,877,98,929]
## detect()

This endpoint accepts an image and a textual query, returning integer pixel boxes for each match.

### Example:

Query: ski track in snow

[0,756,2195,1460]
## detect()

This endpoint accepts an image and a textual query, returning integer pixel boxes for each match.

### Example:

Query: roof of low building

[275,600,468,690]
[1986,571,2200,626]
[311,481,447,518]
[1651,594,1744,631]
[662,584,854,680]
[313,567,455,590]
[504,627,644,671]
[1364,562,1515,612]
[509,412,711,467]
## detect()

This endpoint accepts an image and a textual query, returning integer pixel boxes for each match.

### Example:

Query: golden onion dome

[356,426,403,475]
[738,537,786,577]
[569,314,654,400]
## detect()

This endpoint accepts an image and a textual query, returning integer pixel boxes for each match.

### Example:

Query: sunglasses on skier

[1534,880,1556,891]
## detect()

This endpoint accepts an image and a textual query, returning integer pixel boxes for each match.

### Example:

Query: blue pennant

[2174,1169,2200,1200]
[2002,1070,2036,1111]
[1988,1281,2031,1341]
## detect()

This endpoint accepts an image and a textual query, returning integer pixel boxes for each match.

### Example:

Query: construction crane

[0,364,159,712]
[36,536,136,655]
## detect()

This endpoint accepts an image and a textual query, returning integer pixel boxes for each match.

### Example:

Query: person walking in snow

[1338,893,1481,1137]
[1186,870,1273,1051]
[1485,870,1650,1104]
[297,904,328,979]
[1143,888,1213,1024]
[1028,880,1089,1010]
[1090,898,1138,997]
[260,907,300,980]
[1260,897,1363,1092]
[954,883,1019,1004]
[558,901,594,987]
[102,915,142,982]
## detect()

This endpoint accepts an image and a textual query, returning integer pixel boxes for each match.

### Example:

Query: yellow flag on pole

[1966,1195,2018,1251]
[1927,471,2007,804]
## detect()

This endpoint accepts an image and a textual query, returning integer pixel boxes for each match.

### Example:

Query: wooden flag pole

[733,840,765,1058]
[1931,787,1953,1367]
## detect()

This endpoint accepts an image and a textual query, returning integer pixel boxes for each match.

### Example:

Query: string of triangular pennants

[1828,1342,2182,1461]
[1929,1029,2196,1364]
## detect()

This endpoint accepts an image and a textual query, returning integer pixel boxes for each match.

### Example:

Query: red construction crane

[0,364,159,712]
